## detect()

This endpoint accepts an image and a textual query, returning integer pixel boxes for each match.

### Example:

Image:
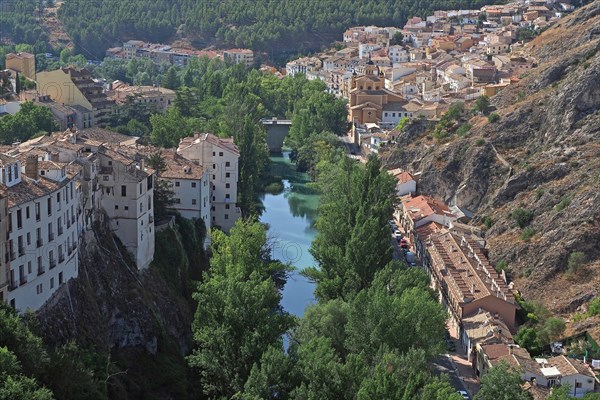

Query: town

[0,0,599,398]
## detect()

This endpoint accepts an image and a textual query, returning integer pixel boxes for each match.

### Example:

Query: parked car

[388,219,396,227]
[393,230,402,240]
[457,390,470,400]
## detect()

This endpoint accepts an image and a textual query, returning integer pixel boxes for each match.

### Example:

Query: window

[103,175,109,181]
[50,277,54,289]
[226,173,231,178]
[47,198,52,215]
[37,256,43,275]
[191,182,196,188]
[48,223,53,241]
[139,203,143,212]
[16,209,22,229]
[225,194,230,199]
[26,206,30,219]
[35,202,40,220]
[225,204,230,210]
[27,261,32,274]
[108,161,112,166]
[192,199,197,205]
[212,152,215,156]
[219,152,223,157]
[115,205,119,210]
[224,214,229,220]
[26,232,30,245]
[212,164,216,169]
[175,181,180,187]
[174,198,181,204]
[139,183,142,195]
[212,175,215,180]
[225,183,230,189]
[124,206,129,211]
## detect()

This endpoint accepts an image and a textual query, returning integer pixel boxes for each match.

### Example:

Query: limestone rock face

[381,1,600,311]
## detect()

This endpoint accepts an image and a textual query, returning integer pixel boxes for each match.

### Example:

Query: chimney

[508,344,513,354]
[25,155,39,180]
[70,127,77,144]
[140,158,145,171]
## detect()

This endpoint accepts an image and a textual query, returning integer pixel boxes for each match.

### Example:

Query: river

[260,151,319,317]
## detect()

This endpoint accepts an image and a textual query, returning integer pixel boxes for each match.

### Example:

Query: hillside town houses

[0,127,240,312]
[282,0,567,149]
[387,165,598,396]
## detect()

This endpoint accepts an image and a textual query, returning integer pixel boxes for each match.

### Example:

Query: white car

[393,230,402,240]
[457,390,470,400]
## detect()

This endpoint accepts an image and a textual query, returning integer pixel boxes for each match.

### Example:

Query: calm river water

[260,151,319,317]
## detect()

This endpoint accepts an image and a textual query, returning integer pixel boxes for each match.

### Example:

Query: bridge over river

[262,118,292,152]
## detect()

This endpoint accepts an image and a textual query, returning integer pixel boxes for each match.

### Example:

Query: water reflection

[260,151,319,317]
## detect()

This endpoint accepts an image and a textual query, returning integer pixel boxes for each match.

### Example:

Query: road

[432,354,471,398]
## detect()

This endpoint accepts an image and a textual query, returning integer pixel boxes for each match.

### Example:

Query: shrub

[588,298,600,316]
[488,113,500,123]
[521,227,536,241]
[495,259,508,273]
[567,251,586,275]
[264,181,284,195]
[511,208,534,228]
[395,116,410,131]
[555,196,571,212]
[476,138,486,146]
[483,216,494,229]
[535,188,544,200]
[446,101,464,120]
[456,123,472,137]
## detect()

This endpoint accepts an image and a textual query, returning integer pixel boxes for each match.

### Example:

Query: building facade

[177,133,241,231]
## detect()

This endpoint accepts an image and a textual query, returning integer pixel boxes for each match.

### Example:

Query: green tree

[473,95,490,115]
[538,317,566,345]
[305,155,396,300]
[59,48,71,65]
[474,363,532,400]
[188,221,295,398]
[162,66,180,90]
[242,344,297,400]
[15,72,21,94]
[547,384,572,400]
[567,251,586,274]
[390,32,404,46]
[446,101,464,120]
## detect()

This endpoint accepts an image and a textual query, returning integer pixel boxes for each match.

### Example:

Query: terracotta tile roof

[4,176,72,208]
[402,195,454,222]
[547,356,595,377]
[179,133,240,156]
[463,309,514,345]
[78,128,134,145]
[154,149,205,180]
[427,231,514,305]
[415,221,444,238]
[482,343,511,360]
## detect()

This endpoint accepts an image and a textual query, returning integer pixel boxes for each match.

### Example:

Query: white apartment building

[223,49,254,68]
[388,46,410,64]
[97,148,155,270]
[0,154,80,311]
[177,133,241,231]
[158,150,211,225]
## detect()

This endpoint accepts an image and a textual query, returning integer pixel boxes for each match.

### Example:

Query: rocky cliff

[381,1,600,319]
[36,214,202,399]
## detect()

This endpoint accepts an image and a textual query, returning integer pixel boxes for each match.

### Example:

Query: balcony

[18,246,24,257]
[37,267,45,276]
[36,239,43,248]
[36,214,40,222]
[19,275,27,286]
[48,233,54,241]
[49,260,56,269]
[59,254,65,263]
[8,280,17,291]
[58,227,64,236]
[9,251,15,261]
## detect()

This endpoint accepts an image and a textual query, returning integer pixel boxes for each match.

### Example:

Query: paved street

[432,354,471,397]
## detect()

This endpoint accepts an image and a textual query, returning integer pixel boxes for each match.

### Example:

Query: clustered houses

[283,0,571,148]
[391,168,598,395]
[107,81,176,113]
[0,127,240,312]
[107,40,254,68]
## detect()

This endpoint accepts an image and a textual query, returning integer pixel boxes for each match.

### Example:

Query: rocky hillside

[381,1,600,320]
[36,213,205,399]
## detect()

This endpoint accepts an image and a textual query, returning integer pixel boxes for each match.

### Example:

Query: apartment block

[36,67,115,127]
[5,52,35,80]
[177,133,241,231]
[0,153,80,311]
[223,49,254,68]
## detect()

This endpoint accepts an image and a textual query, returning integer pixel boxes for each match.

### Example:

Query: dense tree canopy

[57,0,503,59]
[0,102,58,145]
[305,155,397,300]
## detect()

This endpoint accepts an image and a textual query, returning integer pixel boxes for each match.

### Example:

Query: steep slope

[381,1,600,315]
[36,214,205,399]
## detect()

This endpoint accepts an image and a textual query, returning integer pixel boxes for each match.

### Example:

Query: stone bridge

[262,118,292,152]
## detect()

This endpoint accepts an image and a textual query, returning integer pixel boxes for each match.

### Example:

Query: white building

[158,150,211,225]
[1,153,80,311]
[286,57,322,77]
[97,148,155,270]
[388,46,410,64]
[388,169,417,196]
[177,133,241,231]
[223,49,254,68]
